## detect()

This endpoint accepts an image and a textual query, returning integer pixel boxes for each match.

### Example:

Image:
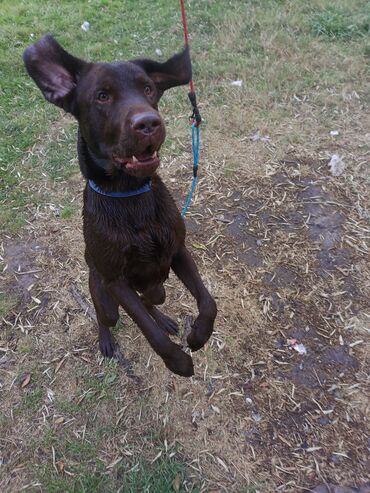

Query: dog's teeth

[151,151,157,158]
[132,155,138,163]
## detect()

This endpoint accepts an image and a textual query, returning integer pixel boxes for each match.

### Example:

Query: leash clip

[188,91,202,126]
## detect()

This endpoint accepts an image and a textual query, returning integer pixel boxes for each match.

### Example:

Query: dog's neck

[77,129,151,193]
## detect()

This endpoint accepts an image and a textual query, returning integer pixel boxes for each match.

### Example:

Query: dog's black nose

[131,112,162,136]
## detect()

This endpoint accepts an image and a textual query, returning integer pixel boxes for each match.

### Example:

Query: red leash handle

[179,0,195,93]
[180,0,189,46]
[179,0,201,125]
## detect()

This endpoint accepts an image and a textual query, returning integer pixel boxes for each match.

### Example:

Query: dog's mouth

[112,148,160,177]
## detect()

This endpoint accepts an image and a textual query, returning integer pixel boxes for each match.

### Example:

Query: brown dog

[23,35,217,377]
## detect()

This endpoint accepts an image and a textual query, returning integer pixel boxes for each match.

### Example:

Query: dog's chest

[124,221,177,285]
[83,188,184,286]
[89,219,179,286]
[131,221,175,257]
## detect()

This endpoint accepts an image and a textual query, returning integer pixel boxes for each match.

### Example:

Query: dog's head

[23,35,191,178]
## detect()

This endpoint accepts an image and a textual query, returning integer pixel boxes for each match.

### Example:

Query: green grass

[60,204,77,220]
[0,292,18,317]
[16,387,44,413]
[120,458,201,493]
[78,360,120,401]
[52,362,121,421]
[17,335,35,354]
[34,424,199,493]
[36,456,200,493]
[311,6,369,39]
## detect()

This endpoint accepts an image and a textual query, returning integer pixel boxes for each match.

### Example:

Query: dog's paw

[163,348,194,377]
[149,307,179,335]
[186,317,214,352]
[187,299,217,351]
[99,334,116,358]
[187,331,206,352]
[157,314,179,335]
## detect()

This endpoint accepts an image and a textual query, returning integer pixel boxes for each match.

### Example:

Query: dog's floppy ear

[132,46,192,95]
[23,34,86,113]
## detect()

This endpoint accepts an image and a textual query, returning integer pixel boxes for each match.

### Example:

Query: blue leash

[181,122,200,218]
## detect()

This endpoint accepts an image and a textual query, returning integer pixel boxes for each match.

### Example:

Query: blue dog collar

[88,179,152,198]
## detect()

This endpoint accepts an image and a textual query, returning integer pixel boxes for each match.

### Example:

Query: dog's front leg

[107,279,194,377]
[171,246,217,351]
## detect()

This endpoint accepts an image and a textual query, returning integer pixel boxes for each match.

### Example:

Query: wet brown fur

[23,35,217,377]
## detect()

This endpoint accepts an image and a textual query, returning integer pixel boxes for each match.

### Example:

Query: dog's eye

[144,85,152,96]
[97,90,110,102]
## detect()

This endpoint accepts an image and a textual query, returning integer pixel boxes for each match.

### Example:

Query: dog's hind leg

[89,268,119,358]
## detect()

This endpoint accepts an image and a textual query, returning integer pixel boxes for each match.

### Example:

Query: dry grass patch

[1,148,369,491]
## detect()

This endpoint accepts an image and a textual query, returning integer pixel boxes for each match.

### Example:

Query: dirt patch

[227,213,262,266]
[3,239,42,293]
[171,158,369,490]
